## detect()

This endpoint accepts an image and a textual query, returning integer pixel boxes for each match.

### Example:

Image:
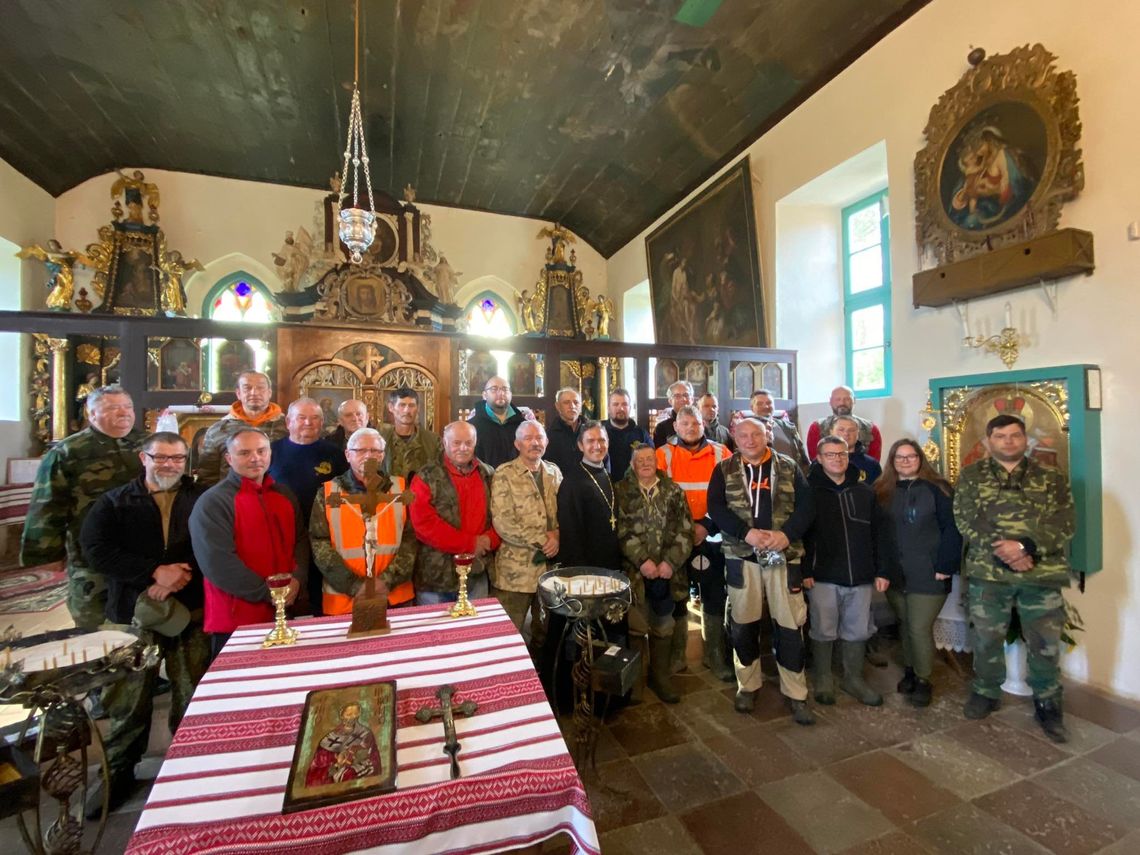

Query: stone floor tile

[994,702,1117,756]
[592,723,627,764]
[1094,828,1140,854]
[702,726,814,787]
[757,770,895,854]
[1086,737,1140,783]
[829,750,959,824]
[772,714,877,766]
[973,779,1127,855]
[680,790,814,855]
[630,742,744,812]
[674,686,757,739]
[607,702,689,757]
[944,719,1069,776]
[1061,684,1140,734]
[719,683,795,723]
[911,802,1051,855]
[1032,756,1140,829]
[820,693,947,748]
[582,758,667,834]
[597,814,703,855]
[889,732,1021,800]
[837,830,935,855]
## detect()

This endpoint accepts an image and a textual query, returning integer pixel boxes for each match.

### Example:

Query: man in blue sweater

[268,397,348,615]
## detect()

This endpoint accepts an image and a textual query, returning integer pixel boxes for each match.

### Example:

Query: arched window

[463,292,516,339]
[202,273,276,392]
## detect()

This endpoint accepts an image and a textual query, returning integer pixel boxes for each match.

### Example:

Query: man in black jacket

[470,375,528,468]
[802,436,898,707]
[80,431,208,815]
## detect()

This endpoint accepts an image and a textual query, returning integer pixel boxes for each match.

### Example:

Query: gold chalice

[449,554,478,618]
[263,573,301,648]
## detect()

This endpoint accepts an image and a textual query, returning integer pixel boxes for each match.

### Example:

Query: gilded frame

[914,44,1084,265]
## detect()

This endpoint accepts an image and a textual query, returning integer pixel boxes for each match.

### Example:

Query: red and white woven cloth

[125,599,599,855]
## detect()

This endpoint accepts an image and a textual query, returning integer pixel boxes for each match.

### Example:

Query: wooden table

[125,600,598,854]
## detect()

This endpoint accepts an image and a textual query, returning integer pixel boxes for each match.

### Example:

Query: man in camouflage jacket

[22,385,148,630]
[490,421,561,648]
[615,444,694,702]
[408,421,500,604]
[707,417,816,725]
[954,414,1076,742]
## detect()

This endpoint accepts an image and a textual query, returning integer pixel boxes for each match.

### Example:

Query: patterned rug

[0,564,68,614]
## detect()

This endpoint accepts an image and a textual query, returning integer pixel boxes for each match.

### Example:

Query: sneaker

[788,699,815,726]
[1034,697,1069,743]
[963,691,1001,720]
[733,689,757,713]
[897,667,917,694]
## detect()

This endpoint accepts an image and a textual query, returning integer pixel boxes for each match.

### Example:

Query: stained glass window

[203,275,275,392]
[464,294,515,339]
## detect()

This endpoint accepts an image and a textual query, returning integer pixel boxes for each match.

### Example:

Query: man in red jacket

[409,421,500,605]
[190,428,305,657]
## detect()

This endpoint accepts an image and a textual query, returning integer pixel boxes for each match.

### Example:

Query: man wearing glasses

[311,428,417,614]
[470,376,532,469]
[79,431,207,815]
[652,381,695,446]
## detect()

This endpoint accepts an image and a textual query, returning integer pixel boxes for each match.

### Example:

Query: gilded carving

[914,44,1084,265]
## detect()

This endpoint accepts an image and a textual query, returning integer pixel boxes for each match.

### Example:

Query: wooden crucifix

[326,458,414,639]
[414,685,478,780]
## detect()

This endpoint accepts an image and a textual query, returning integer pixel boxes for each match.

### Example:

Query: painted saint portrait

[939,102,1046,233]
[956,388,1068,475]
[284,681,396,813]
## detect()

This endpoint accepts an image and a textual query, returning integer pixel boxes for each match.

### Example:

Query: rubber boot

[628,635,649,705]
[840,640,883,706]
[810,638,836,705]
[648,635,681,703]
[670,612,689,675]
[702,618,736,682]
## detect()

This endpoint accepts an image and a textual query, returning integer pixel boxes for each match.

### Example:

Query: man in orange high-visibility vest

[310,428,417,614]
[655,405,731,681]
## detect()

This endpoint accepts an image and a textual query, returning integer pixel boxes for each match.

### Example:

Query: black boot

[897,666,917,695]
[84,772,138,820]
[788,698,815,726]
[908,677,933,708]
[734,689,757,713]
[1034,696,1069,743]
[963,691,1000,720]
[865,634,889,668]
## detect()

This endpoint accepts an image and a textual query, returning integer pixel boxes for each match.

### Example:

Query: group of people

[21,373,1077,812]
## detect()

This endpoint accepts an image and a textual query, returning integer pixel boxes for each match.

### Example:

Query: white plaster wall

[607,0,1140,699]
[53,169,610,316]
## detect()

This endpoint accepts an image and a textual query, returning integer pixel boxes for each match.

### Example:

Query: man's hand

[802,576,815,590]
[473,534,492,557]
[640,559,659,579]
[934,573,951,581]
[693,523,708,546]
[766,531,790,552]
[744,529,767,549]
[153,562,192,591]
[284,578,301,606]
[146,583,173,601]
[992,539,1028,565]
[875,577,890,593]
[1008,556,1035,573]
[658,561,674,580]
[542,530,560,558]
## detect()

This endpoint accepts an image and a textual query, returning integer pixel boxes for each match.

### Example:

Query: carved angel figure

[593,295,614,338]
[17,240,82,311]
[154,234,204,316]
[430,256,461,304]
[272,227,314,292]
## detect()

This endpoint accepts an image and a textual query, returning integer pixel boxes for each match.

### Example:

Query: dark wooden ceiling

[0,0,927,256]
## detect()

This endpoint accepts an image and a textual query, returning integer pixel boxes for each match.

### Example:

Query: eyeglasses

[895,454,920,462]
[143,452,188,464]
[485,385,509,393]
[347,447,383,456]
[820,451,849,460]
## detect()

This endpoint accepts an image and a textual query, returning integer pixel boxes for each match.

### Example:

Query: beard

[152,472,183,491]
[832,405,853,416]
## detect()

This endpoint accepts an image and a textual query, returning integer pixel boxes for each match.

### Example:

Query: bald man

[806,385,883,462]
[408,421,501,605]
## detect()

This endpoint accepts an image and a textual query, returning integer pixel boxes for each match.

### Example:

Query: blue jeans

[415,572,489,606]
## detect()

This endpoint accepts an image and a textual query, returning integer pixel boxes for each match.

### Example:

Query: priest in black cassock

[539,421,622,704]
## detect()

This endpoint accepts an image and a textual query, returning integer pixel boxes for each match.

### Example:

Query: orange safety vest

[322,476,414,614]
[656,441,728,520]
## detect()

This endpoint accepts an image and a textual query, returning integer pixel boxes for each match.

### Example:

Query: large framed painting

[914,44,1084,265]
[930,364,1102,574]
[283,681,397,813]
[645,159,765,347]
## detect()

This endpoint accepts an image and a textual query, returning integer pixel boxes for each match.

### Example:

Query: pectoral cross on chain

[414,685,478,779]
[327,458,414,638]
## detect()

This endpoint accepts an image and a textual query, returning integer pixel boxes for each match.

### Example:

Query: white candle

[1004,302,1013,329]
[961,313,970,339]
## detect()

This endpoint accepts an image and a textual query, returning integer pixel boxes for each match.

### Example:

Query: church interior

[1,0,1139,852]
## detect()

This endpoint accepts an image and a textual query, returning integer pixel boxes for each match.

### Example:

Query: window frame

[841,188,891,398]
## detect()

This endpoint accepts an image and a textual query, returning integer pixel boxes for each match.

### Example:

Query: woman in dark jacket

[874,439,962,707]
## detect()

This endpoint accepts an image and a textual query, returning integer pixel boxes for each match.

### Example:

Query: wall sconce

[955,301,1022,369]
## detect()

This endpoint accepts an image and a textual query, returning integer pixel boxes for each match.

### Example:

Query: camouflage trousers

[102,622,211,779]
[67,562,108,631]
[967,578,1065,700]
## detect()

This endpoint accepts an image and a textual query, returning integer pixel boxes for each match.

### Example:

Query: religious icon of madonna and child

[284,681,397,812]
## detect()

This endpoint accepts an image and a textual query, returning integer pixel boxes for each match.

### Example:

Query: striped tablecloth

[0,483,33,524]
[125,600,599,855]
